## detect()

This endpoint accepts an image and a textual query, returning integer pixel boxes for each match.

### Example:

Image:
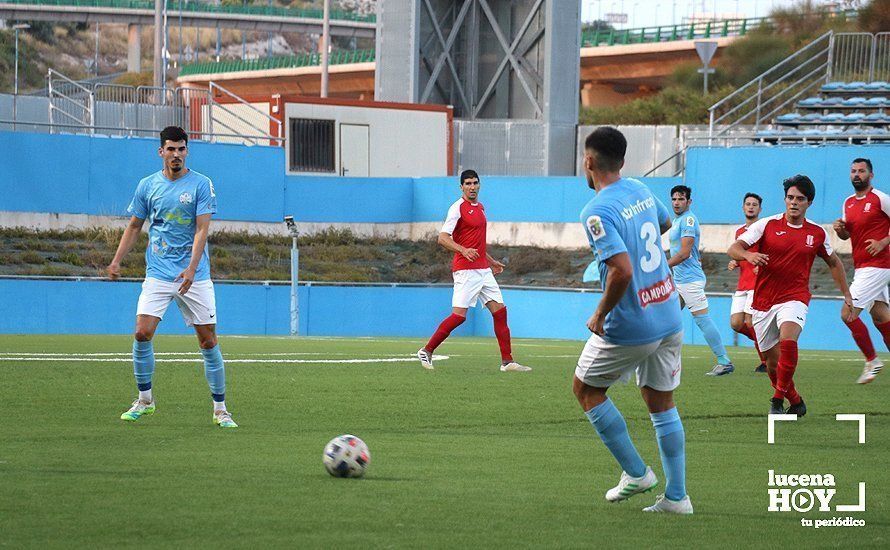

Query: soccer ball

[323,434,370,478]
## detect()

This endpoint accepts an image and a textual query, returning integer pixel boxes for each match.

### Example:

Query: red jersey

[442,198,490,272]
[734,223,759,291]
[842,188,890,269]
[739,214,833,311]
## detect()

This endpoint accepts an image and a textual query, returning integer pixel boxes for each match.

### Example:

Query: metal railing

[708,31,834,139]
[48,68,93,134]
[0,0,376,22]
[9,69,281,145]
[179,49,376,77]
[581,16,765,48]
[708,31,890,140]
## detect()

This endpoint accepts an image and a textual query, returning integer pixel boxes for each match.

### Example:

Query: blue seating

[845,81,868,90]
[865,112,889,122]
[776,113,801,122]
[842,97,867,106]
[864,81,890,91]
[801,113,821,122]
[799,97,821,106]
[865,96,888,106]
[843,113,865,123]
[821,113,845,122]
[822,81,844,91]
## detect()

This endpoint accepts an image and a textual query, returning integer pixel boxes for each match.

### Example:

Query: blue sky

[582,0,841,28]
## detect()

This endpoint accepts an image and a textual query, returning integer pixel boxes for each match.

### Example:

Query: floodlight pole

[285,218,300,336]
[320,0,330,98]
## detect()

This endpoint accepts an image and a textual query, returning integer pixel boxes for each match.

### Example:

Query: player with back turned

[573,127,692,515]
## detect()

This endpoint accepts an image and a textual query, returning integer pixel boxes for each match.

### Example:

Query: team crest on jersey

[587,215,606,241]
[686,216,695,227]
[864,203,872,212]
[806,234,814,247]
[179,192,193,205]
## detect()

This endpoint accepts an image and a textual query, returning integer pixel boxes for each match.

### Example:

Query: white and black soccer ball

[323,434,370,478]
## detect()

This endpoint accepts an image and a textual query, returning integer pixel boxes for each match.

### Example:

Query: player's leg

[752,307,784,413]
[731,292,765,372]
[574,335,656,501]
[745,312,767,372]
[637,332,692,514]
[843,271,877,366]
[418,270,476,369]
[682,282,732,374]
[480,273,530,372]
[122,278,174,421]
[860,299,890,383]
[177,280,236,428]
[775,310,805,417]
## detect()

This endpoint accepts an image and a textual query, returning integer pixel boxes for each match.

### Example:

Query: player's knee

[133,329,153,342]
[730,318,745,332]
[199,336,218,349]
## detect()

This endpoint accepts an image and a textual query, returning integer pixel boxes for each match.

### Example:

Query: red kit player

[727,192,768,373]
[728,175,853,416]
[416,170,531,372]
[833,158,890,384]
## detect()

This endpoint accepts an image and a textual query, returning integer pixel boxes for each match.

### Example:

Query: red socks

[492,307,513,362]
[425,313,465,353]
[776,340,801,405]
[845,318,877,361]
[740,324,766,363]
[876,320,890,352]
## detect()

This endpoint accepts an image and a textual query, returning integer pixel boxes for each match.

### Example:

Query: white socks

[139,389,153,403]
[213,400,226,413]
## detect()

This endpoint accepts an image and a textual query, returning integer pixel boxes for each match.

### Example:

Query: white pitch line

[0,355,449,365]
[0,352,409,357]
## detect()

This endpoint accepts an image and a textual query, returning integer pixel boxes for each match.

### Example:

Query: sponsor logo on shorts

[638,276,674,307]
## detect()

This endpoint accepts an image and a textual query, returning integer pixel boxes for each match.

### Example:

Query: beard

[852,177,869,191]
[586,173,596,189]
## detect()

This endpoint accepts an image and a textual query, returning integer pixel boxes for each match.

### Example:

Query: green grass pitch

[0,335,887,548]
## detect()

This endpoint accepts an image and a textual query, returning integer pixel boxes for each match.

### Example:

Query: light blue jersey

[580,178,682,345]
[669,209,706,284]
[127,169,216,282]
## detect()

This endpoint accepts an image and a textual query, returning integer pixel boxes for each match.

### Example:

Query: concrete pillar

[128,23,142,73]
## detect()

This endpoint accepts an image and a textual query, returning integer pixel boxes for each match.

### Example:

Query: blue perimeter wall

[0,278,875,353]
[4,131,889,224]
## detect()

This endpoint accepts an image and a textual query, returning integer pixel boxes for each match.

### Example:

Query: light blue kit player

[668,185,734,376]
[107,126,237,428]
[573,127,692,515]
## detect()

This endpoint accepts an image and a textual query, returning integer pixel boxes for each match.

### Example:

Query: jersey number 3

[639,222,661,273]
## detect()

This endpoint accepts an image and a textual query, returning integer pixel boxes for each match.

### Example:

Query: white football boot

[643,493,694,514]
[605,466,658,502]
[857,358,883,384]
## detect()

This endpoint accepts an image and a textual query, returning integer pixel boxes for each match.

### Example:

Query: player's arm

[654,196,672,235]
[824,252,854,318]
[833,219,850,240]
[667,236,694,268]
[870,191,890,254]
[437,232,479,261]
[587,252,632,335]
[485,252,505,274]
[106,216,145,280]
[176,213,211,295]
[729,219,769,265]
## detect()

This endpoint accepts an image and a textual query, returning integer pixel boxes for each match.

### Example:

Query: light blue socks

[693,313,731,364]
[133,340,154,391]
[202,344,226,403]
[585,398,647,478]
[651,407,686,501]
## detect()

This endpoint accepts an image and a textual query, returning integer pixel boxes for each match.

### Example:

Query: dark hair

[584,127,626,173]
[743,192,763,206]
[670,185,692,200]
[160,126,188,146]
[783,174,816,202]
[852,157,873,172]
[460,169,479,184]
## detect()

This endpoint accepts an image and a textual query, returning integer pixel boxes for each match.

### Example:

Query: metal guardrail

[13,69,281,145]
[708,31,890,141]
[581,16,765,47]
[179,49,376,77]
[0,0,376,22]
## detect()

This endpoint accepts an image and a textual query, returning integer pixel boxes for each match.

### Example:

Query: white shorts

[452,268,504,308]
[136,277,217,326]
[752,301,808,352]
[575,330,683,392]
[730,290,755,316]
[850,267,890,312]
[676,280,709,313]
